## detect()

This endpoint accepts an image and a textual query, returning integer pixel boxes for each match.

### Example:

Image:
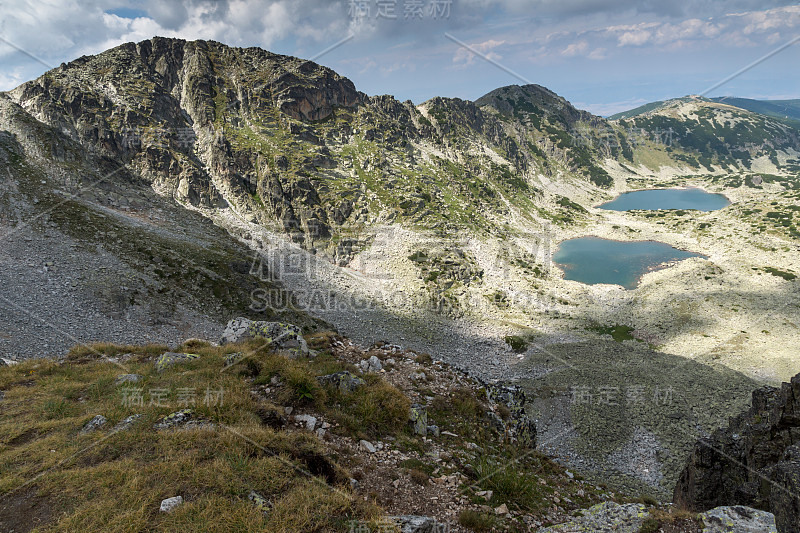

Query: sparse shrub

[504,335,528,352]
[41,399,73,419]
[458,509,496,531]
[415,352,433,365]
[409,469,429,485]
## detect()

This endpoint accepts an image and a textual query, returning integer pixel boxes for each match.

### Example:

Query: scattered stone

[111,414,143,432]
[294,414,317,430]
[409,404,428,436]
[317,371,365,393]
[159,496,183,513]
[219,317,308,357]
[115,374,142,385]
[358,355,382,373]
[80,414,107,434]
[494,503,509,515]
[155,352,199,372]
[248,490,271,513]
[700,506,777,533]
[476,490,493,501]
[315,428,326,439]
[359,440,376,453]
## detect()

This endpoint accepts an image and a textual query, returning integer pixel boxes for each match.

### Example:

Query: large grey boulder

[220,317,308,357]
[537,502,648,532]
[538,503,777,533]
[700,506,777,532]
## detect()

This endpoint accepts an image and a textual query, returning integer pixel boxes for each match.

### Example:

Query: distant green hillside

[708,97,800,125]
[609,101,666,120]
[611,96,800,126]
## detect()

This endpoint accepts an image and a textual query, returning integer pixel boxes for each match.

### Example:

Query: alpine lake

[554,188,727,288]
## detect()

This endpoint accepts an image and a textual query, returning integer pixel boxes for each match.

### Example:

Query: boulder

[536,502,648,532]
[387,515,440,533]
[674,372,800,527]
[80,414,107,434]
[155,352,199,372]
[159,496,183,513]
[317,371,365,393]
[153,409,213,430]
[294,414,317,430]
[220,317,308,357]
[111,414,143,432]
[358,355,382,373]
[409,404,428,436]
[699,506,777,533]
[248,490,271,513]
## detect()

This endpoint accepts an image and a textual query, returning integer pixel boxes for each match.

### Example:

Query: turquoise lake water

[553,237,705,289]
[598,188,730,211]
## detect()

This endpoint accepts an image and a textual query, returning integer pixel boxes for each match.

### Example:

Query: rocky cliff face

[674,372,800,532]
[7,37,798,262]
[4,37,648,258]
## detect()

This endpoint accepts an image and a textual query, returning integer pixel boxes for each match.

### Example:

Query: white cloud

[562,40,588,56]
[452,39,505,67]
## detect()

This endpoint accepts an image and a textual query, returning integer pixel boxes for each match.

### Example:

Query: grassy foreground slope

[0,332,622,532]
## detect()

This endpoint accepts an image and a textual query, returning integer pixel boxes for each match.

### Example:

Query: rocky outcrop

[699,506,777,533]
[674,372,800,532]
[539,502,777,533]
[219,317,308,356]
[486,383,537,448]
[155,352,200,372]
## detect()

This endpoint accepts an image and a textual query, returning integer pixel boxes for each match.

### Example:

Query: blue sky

[1,0,799,116]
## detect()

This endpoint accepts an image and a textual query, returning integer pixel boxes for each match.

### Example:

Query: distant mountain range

[611,96,800,126]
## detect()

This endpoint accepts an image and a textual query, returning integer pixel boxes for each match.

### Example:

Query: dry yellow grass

[0,340,386,532]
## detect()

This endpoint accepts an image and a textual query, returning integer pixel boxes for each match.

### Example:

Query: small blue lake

[598,188,730,211]
[554,237,705,289]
